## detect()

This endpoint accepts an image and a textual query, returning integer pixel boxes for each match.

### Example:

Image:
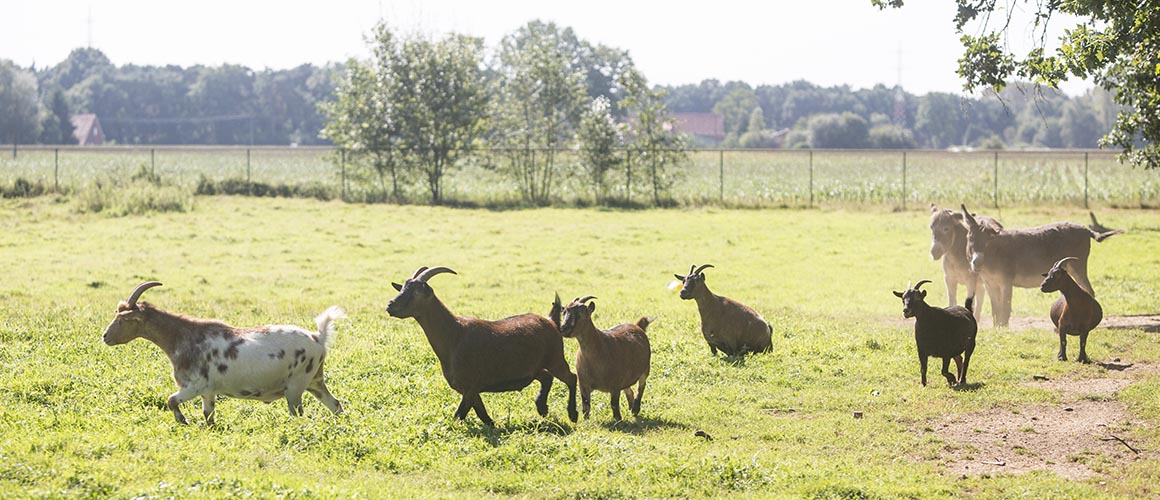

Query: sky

[2,0,1094,96]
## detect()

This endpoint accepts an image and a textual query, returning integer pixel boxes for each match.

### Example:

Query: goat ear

[674,274,685,281]
[893,290,904,298]
[392,282,403,292]
[587,302,596,313]
[1041,272,1049,277]
[919,290,927,299]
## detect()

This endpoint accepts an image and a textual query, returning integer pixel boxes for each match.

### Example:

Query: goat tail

[964,295,975,315]
[549,292,563,328]
[314,305,346,349]
[636,316,655,331]
[1092,228,1125,242]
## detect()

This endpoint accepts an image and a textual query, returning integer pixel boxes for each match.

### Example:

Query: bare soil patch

[919,363,1157,480]
[982,314,1160,333]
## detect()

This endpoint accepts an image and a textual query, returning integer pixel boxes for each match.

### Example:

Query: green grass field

[3,147,1158,208]
[1,197,1158,498]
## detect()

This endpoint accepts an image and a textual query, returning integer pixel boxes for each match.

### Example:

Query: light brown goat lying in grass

[386,266,578,426]
[676,264,772,356]
[102,282,346,425]
[557,295,651,420]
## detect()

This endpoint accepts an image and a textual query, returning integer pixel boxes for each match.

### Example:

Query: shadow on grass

[953,381,986,392]
[597,414,690,434]
[464,417,575,445]
[1097,361,1134,371]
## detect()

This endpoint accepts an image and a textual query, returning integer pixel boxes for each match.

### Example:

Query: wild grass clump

[195,175,336,201]
[73,165,193,216]
[0,177,50,198]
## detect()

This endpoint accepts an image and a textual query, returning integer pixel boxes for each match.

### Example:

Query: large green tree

[0,60,42,144]
[874,0,1160,167]
[492,21,588,205]
[393,32,489,205]
[577,96,622,204]
[619,68,687,206]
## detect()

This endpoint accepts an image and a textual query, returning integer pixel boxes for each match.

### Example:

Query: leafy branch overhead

[874,0,1160,168]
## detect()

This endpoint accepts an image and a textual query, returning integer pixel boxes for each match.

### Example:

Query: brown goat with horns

[1040,256,1103,363]
[557,295,652,420]
[386,266,578,426]
[676,264,772,356]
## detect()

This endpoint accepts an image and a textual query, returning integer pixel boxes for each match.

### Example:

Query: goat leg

[201,394,216,426]
[580,387,592,419]
[630,376,647,416]
[469,393,494,427]
[610,391,622,421]
[918,353,929,387]
[453,394,472,420]
[1077,333,1092,364]
[533,371,553,417]
[1057,330,1069,361]
[167,387,201,425]
[952,355,964,382]
[940,357,957,387]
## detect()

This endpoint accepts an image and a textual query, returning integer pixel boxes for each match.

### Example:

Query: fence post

[246,148,252,184]
[901,151,907,210]
[719,149,724,204]
[1084,151,1089,209]
[340,149,347,202]
[625,149,631,202]
[808,150,814,208]
[11,143,15,159]
[150,148,156,176]
[54,148,60,193]
[993,151,999,209]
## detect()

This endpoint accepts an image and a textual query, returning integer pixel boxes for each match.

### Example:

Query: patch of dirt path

[923,363,1156,479]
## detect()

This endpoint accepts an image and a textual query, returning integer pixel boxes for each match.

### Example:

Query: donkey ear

[392,282,403,292]
[893,290,904,298]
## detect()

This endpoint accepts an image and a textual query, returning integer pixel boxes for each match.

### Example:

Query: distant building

[70,114,105,145]
[667,112,725,146]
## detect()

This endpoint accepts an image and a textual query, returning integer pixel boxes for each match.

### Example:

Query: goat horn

[1052,256,1079,271]
[126,281,163,307]
[415,266,457,283]
[693,264,714,275]
[913,280,932,291]
[409,266,430,280]
[578,295,597,304]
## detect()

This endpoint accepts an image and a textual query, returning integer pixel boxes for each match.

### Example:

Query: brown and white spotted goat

[102,282,346,425]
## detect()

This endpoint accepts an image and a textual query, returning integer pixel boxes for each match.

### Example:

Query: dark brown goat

[557,295,651,420]
[1040,257,1103,363]
[893,280,977,387]
[385,266,578,426]
[962,204,1122,327]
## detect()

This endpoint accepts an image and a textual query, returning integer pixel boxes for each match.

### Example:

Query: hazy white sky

[2,0,1093,95]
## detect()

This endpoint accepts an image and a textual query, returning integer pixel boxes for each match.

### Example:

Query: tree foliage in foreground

[874,0,1160,168]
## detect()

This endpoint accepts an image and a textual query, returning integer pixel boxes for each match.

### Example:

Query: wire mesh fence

[2,144,1156,208]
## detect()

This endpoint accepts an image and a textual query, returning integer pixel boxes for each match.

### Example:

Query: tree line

[0,48,338,146]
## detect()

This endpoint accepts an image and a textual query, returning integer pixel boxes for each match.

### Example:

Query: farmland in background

[2,146,1158,208]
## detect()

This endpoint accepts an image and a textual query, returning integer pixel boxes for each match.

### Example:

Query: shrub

[0,177,49,198]
[195,176,336,201]
[73,168,193,216]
